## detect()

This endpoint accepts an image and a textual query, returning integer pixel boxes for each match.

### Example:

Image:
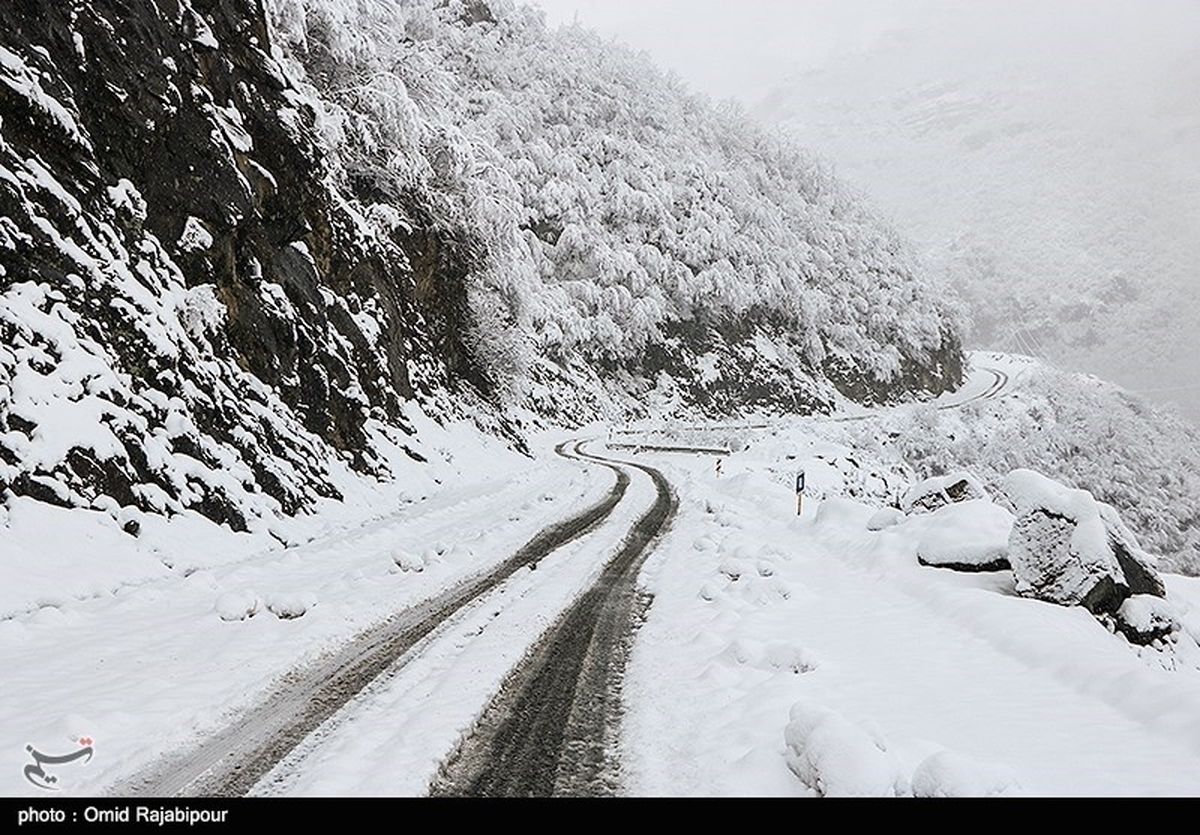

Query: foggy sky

[533,0,1200,107]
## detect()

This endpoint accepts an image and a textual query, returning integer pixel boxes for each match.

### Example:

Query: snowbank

[866,507,904,531]
[911,751,1021,798]
[784,702,906,797]
[625,412,1200,798]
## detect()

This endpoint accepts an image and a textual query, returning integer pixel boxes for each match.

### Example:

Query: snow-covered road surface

[112,441,643,797]
[430,445,676,797]
[825,360,1011,424]
[0,433,619,797]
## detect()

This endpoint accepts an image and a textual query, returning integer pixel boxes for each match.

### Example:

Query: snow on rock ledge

[901,472,988,514]
[1002,469,1166,615]
[917,500,1013,572]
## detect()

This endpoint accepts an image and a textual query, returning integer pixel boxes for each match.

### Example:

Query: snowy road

[826,362,1011,424]
[211,358,1018,797]
[111,441,645,797]
[430,445,676,797]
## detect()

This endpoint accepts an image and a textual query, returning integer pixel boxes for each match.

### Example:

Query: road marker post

[795,469,806,516]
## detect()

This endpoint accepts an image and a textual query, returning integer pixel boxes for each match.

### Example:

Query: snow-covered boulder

[1114,595,1179,646]
[901,472,988,515]
[917,500,1013,572]
[390,550,425,573]
[911,751,1021,798]
[265,592,318,620]
[1003,470,1166,615]
[784,702,907,797]
[866,507,904,532]
[215,591,261,622]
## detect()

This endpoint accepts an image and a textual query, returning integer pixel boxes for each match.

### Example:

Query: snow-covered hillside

[625,437,1200,797]
[267,0,966,415]
[0,0,965,544]
[809,354,1200,576]
[621,352,1200,575]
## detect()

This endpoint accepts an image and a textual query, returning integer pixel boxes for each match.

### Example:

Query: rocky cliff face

[0,0,489,529]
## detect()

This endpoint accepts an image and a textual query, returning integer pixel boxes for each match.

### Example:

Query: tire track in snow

[430,445,678,798]
[109,441,628,798]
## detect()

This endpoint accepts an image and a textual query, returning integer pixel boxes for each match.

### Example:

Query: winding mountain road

[825,365,1010,424]
[111,441,675,798]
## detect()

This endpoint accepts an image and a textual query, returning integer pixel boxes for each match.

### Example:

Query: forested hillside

[268,0,966,415]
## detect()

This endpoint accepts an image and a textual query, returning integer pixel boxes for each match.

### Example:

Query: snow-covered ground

[0,417,613,797]
[622,394,1200,796]
[5,353,1199,797]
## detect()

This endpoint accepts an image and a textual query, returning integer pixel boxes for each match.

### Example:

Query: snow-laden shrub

[783,702,907,797]
[911,751,1021,798]
[215,591,262,622]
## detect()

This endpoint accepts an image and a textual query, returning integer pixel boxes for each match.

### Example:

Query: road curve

[937,366,1009,411]
[431,443,678,798]
[109,441,629,798]
[826,365,1009,424]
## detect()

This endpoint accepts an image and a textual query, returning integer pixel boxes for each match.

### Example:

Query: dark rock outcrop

[0,0,488,527]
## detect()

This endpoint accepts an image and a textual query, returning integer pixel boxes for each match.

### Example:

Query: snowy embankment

[0,426,612,797]
[622,359,1200,797]
[0,410,508,619]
